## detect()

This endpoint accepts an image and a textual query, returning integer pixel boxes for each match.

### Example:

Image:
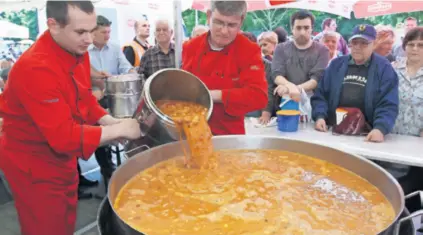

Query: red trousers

[1,149,78,235]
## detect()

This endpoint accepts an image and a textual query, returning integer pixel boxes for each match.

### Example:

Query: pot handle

[393,191,423,235]
[124,144,150,157]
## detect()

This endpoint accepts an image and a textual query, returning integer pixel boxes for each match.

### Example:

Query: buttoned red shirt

[0,31,107,174]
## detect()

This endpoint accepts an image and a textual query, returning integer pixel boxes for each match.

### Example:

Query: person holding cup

[311,24,399,143]
[272,10,329,102]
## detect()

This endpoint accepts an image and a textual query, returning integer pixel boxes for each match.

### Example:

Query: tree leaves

[0,9,38,40]
[182,8,423,39]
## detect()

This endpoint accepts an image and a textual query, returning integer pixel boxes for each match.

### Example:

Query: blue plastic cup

[277,110,300,132]
[280,97,299,111]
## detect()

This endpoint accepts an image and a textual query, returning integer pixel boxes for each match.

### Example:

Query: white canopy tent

[0,20,29,38]
[1,0,190,67]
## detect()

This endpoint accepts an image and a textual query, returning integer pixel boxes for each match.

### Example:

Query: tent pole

[173,0,183,69]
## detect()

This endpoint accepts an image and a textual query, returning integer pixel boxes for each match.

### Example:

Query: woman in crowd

[242,32,276,124]
[373,25,396,62]
[258,31,278,61]
[319,31,341,65]
[382,27,423,194]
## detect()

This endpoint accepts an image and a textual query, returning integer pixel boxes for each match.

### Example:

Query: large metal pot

[105,74,143,118]
[105,136,414,235]
[131,68,213,140]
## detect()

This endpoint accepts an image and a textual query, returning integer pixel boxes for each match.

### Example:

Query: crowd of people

[0,0,422,234]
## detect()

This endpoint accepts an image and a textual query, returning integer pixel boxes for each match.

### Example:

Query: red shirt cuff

[81,125,102,160]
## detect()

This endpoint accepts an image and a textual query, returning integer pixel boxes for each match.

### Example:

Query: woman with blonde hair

[258,31,278,61]
[319,31,340,64]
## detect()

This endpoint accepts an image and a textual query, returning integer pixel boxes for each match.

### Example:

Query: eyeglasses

[406,42,423,49]
[211,19,240,30]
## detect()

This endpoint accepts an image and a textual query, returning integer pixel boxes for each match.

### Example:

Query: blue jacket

[311,53,399,135]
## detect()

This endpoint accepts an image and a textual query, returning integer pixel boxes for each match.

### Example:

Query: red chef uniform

[0,31,107,235]
[182,32,268,135]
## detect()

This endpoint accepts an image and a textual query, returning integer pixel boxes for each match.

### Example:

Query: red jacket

[182,33,268,135]
[0,31,106,175]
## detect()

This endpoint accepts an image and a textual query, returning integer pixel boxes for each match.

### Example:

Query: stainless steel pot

[131,68,213,140]
[105,74,143,118]
[106,136,412,235]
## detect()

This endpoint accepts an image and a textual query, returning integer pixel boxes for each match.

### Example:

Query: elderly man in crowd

[273,10,329,101]
[123,17,151,67]
[311,24,399,143]
[138,19,175,80]
[182,0,267,135]
[373,25,396,62]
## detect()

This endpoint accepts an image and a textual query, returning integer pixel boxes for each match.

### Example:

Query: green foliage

[0,9,39,40]
[182,8,423,39]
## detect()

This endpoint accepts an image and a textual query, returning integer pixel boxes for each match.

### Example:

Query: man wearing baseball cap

[311,24,399,143]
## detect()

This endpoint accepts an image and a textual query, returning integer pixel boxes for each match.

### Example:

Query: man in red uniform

[182,0,268,135]
[0,1,141,235]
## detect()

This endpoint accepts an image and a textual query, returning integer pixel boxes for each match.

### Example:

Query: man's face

[48,5,96,56]
[292,18,312,46]
[328,20,337,31]
[154,21,172,44]
[137,19,150,38]
[405,19,418,33]
[374,32,394,57]
[207,9,243,48]
[349,38,373,62]
[93,26,111,46]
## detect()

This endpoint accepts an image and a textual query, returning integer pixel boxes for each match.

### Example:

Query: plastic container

[277,110,301,132]
[280,97,299,111]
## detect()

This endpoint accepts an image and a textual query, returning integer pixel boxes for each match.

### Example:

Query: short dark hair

[290,10,315,28]
[402,26,423,50]
[321,18,333,31]
[273,27,288,43]
[97,15,111,27]
[46,1,95,26]
[242,32,257,43]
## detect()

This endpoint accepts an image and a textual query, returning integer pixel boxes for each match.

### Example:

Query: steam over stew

[114,100,395,235]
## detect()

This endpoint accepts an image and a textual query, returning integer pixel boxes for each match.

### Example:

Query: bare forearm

[274,75,291,86]
[100,125,123,146]
[298,79,318,92]
[98,114,120,126]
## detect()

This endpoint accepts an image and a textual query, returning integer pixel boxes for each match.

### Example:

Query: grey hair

[210,0,247,17]
[320,31,339,42]
[155,18,173,30]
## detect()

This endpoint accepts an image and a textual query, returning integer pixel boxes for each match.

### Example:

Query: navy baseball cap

[349,24,376,42]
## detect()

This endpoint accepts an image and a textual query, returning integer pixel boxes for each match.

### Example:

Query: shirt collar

[41,30,86,70]
[348,54,372,67]
[152,42,175,54]
[88,42,109,51]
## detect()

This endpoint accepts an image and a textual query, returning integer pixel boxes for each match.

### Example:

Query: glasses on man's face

[406,42,423,50]
[211,19,240,31]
